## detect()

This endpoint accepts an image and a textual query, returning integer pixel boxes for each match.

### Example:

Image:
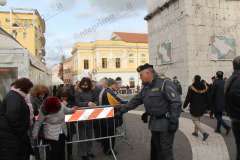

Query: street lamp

[0,0,6,6]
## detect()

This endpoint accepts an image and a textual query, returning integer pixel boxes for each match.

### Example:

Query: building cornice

[144,0,178,21]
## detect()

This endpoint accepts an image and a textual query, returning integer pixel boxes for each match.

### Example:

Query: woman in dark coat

[183,75,209,141]
[0,78,34,160]
[75,77,98,160]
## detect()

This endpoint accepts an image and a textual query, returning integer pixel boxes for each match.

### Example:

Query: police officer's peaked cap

[137,63,153,72]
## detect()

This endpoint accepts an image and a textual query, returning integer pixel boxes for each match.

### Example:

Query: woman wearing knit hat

[32,96,77,160]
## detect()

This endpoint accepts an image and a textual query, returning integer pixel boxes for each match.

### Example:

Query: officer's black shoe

[81,156,90,160]
[68,155,73,160]
[192,132,198,137]
[203,133,209,141]
[141,112,148,123]
[226,127,231,136]
[87,152,95,158]
[215,129,221,134]
[104,149,118,156]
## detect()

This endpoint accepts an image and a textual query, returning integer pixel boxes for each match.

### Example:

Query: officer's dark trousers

[151,131,175,160]
[232,121,240,160]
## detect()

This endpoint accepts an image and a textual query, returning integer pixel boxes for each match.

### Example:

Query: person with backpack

[183,75,209,141]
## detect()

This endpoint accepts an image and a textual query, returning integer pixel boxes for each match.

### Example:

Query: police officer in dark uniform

[117,63,182,160]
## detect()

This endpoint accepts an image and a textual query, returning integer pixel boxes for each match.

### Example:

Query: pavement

[68,107,236,160]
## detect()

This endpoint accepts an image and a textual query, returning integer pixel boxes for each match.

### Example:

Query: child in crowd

[32,96,77,160]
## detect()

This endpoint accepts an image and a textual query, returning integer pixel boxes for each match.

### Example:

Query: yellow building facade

[72,32,149,87]
[0,9,46,61]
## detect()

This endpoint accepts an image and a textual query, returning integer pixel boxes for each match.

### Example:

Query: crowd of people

[0,76,126,160]
[181,57,240,160]
[0,56,239,160]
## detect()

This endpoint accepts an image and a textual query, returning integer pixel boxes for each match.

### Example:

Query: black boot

[81,156,90,160]
[203,133,209,141]
[192,132,198,137]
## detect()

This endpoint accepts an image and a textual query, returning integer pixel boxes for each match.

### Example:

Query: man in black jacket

[211,71,231,135]
[225,56,240,160]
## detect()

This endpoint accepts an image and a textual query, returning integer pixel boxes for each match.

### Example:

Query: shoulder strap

[99,88,106,105]
[161,79,169,92]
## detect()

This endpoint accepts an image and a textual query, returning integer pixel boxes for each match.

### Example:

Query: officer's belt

[150,112,170,120]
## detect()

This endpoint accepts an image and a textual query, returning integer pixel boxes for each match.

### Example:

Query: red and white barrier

[65,107,114,122]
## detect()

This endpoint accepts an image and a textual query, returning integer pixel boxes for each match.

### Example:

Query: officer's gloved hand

[168,119,179,133]
[141,112,149,123]
[114,104,128,114]
[114,110,123,118]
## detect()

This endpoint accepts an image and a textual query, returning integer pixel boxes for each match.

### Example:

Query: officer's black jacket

[225,70,240,121]
[122,78,182,131]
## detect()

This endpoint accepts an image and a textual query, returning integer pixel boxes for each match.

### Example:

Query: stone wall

[146,0,240,94]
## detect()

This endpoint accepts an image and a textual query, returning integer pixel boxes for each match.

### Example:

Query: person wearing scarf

[0,78,34,160]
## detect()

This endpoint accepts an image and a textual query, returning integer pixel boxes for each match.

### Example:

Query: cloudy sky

[1,0,148,66]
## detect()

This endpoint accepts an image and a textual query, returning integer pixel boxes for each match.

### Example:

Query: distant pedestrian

[30,85,49,116]
[225,56,240,160]
[211,71,231,135]
[208,76,216,119]
[183,75,209,141]
[173,76,182,96]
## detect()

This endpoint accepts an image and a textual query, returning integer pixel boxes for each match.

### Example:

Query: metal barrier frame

[32,106,127,160]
